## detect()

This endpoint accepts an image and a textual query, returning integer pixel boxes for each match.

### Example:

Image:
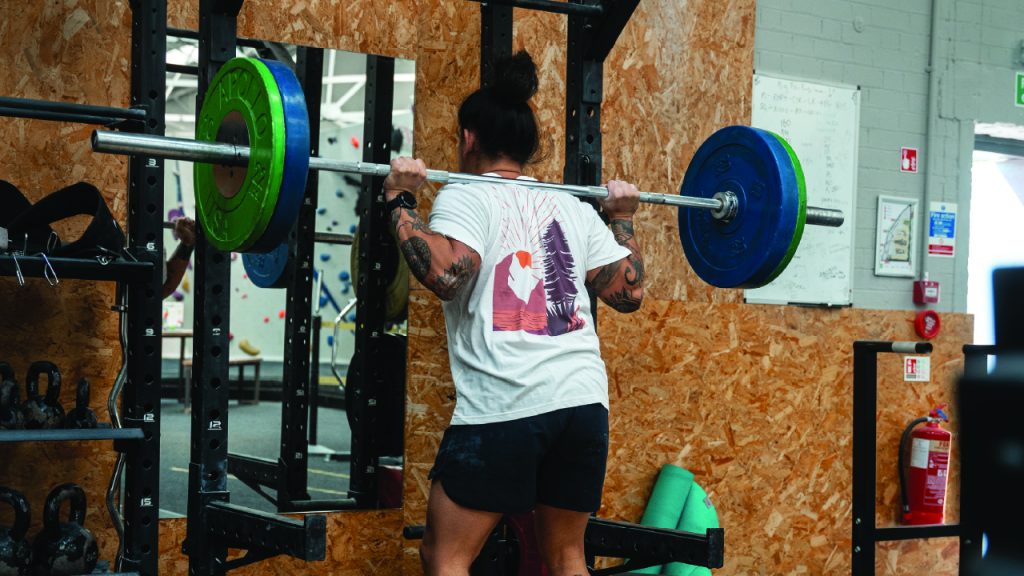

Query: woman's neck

[476,158,524,179]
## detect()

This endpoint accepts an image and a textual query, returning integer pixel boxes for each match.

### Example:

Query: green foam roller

[762,130,807,284]
[632,465,695,574]
[661,481,720,576]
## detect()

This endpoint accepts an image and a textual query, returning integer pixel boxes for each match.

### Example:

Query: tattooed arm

[585,180,644,313]
[383,157,481,301]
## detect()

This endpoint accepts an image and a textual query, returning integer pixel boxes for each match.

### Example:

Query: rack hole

[210,439,220,450]
[210,377,221,390]
[211,346,222,357]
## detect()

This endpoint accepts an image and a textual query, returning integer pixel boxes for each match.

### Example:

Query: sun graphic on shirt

[499,189,557,303]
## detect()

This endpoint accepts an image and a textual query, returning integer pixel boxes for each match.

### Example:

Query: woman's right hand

[599,180,640,220]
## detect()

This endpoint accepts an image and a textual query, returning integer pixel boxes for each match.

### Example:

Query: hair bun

[492,50,538,104]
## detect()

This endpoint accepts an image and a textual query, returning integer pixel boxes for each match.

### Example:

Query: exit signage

[1017,72,1024,107]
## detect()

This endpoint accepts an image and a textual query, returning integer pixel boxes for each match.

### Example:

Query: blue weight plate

[248,59,311,252]
[243,241,291,288]
[677,126,800,288]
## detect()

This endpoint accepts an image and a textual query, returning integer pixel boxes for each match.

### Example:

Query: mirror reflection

[158,39,414,517]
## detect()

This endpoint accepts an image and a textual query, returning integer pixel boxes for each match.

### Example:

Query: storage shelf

[0,255,153,282]
[0,426,145,443]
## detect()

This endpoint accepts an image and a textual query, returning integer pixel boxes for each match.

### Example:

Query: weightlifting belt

[4,181,125,259]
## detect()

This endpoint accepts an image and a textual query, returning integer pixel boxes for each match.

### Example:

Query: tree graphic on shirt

[542,219,585,335]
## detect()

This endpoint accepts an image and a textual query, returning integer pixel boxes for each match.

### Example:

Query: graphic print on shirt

[493,190,585,336]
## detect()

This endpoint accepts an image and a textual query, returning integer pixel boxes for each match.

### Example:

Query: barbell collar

[93,130,843,228]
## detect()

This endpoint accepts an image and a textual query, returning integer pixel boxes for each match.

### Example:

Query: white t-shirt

[429,175,631,425]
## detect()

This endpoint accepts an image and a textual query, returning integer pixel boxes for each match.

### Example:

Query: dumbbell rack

[0,0,167,574]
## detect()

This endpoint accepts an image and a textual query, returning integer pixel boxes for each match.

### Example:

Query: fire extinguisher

[899,404,952,525]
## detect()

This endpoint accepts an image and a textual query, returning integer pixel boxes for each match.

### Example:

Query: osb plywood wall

[0,0,133,568]
[3,1,971,575]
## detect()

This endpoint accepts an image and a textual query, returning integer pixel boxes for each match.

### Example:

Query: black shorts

[428,403,609,514]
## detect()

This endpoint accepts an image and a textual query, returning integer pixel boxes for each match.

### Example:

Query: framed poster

[875,195,919,277]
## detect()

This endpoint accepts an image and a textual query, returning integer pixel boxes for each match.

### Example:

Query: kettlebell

[31,484,98,576]
[20,363,63,430]
[0,487,31,576]
[62,379,97,429]
[0,363,22,430]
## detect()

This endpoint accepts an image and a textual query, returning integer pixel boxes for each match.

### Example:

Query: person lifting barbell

[162,216,196,299]
[384,50,641,576]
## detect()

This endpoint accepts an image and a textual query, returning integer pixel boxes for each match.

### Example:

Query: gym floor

[158,399,352,517]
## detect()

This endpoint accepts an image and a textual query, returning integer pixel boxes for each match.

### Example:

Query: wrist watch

[385,190,417,212]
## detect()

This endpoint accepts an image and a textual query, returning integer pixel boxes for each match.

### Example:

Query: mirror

[159,39,414,517]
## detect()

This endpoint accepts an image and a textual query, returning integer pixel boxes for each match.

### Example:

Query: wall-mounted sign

[875,195,919,277]
[928,202,957,257]
[901,147,919,173]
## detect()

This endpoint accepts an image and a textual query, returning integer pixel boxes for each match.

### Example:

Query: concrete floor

[158,399,351,517]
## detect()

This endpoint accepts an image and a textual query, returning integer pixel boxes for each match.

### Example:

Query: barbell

[93,57,845,289]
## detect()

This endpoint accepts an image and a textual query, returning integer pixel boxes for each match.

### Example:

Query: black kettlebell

[20,363,63,430]
[0,363,22,430]
[0,487,31,576]
[31,484,98,576]
[62,379,97,429]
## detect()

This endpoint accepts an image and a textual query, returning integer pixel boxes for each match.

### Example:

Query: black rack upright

[121,1,169,573]
[183,1,326,573]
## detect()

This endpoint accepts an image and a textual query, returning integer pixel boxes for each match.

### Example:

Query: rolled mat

[632,464,695,574]
[661,480,719,576]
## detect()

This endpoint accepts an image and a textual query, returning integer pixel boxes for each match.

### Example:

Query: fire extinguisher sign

[904,356,931,381]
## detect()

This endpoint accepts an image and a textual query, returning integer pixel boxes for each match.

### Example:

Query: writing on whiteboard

[745,74,858,306]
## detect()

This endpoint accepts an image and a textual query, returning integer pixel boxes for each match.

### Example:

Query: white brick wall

[755,0,1024,312]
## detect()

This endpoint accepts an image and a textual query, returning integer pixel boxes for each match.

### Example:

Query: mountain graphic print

[492,191,584,336]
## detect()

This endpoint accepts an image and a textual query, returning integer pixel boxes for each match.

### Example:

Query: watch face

[399,191,417,209]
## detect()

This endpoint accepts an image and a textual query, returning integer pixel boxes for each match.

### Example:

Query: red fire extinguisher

[899,404,952,525]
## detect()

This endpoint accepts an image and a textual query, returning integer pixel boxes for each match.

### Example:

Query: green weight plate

[762,131,807,284]
[194,58,286,252]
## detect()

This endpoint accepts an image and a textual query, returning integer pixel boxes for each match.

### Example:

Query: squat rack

[414,1,725,572]
[0,1,166,574]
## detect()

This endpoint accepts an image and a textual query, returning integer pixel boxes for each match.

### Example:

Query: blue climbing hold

[319,253,331,262]
[327,335,335,346]
[317,207,327,215]
[338,271,350,282]
[349,224,357,234]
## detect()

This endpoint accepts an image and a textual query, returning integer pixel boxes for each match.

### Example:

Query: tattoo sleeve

[389,205,481,301]
[587,217,645,313]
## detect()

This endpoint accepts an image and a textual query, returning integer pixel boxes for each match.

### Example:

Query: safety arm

[389,207,481,301]
[585,217,645,313]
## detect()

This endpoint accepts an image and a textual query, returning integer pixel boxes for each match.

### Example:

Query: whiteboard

[744,74,858,306]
